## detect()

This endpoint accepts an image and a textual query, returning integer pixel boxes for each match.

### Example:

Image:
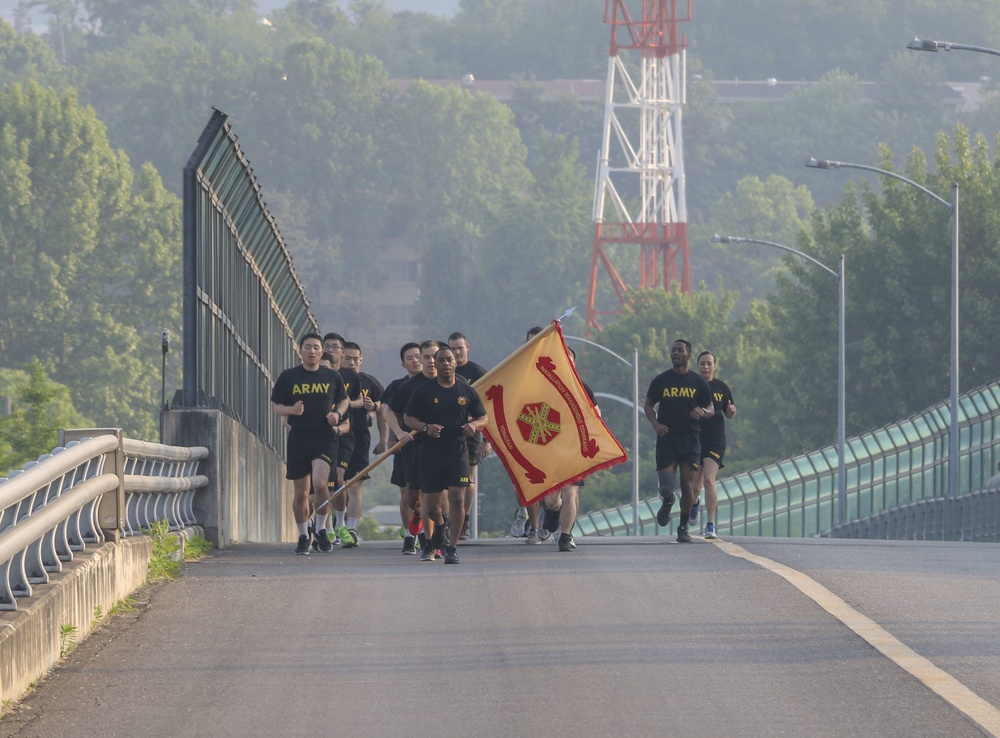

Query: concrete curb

[0,526,203,705]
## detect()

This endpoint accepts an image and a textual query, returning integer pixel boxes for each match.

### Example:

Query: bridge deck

[4,537,998,737]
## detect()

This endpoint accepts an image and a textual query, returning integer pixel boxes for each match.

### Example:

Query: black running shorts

[418,445,471,493]
[701,444,726,470]
[285,430,337,481]
[655,432,701,471]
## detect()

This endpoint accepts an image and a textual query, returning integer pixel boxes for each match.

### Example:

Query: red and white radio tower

[586,0,692,334]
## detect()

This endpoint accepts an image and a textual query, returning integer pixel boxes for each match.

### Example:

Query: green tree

[0,81,181,438]
[693,174,814,310]
[0,18,70,88]
[0,361,91,476]
[766,126,1000,452]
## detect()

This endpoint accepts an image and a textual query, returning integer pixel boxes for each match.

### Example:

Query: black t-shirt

[701,377,734,445]
[270,365,347,433]
[381,376,407,409]
[351,372,385,446]
[404,379,487,451]
[338,367,363,402]
[388,373,433,417]
[645,368,712,435]
[455,360,487,385]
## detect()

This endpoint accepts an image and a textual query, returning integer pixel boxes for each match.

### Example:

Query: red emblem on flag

[516,402,561,445]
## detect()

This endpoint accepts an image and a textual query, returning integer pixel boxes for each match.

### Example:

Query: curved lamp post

[806,158,960,521]
[712,235,847,526]
[907,37,1000,58]
[564,336,641,536]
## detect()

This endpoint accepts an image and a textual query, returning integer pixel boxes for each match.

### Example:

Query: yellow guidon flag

[473,321,628,506]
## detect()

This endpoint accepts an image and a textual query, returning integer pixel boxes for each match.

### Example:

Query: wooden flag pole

[315,432,416,512]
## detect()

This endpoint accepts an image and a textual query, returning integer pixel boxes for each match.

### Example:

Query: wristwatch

[422,424,429,433]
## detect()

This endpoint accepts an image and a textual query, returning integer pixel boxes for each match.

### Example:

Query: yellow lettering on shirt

[292,383,331,395]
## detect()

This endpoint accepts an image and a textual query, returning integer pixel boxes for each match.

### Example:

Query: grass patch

[183,535,212,561]
[58,624,77,657]
[144,520,181,581]
[108,596,138,616]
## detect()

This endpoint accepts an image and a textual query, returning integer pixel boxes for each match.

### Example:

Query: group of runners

[269,332,387,555]
[270,329,736,560]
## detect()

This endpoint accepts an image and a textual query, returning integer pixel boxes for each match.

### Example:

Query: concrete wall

[162,408,294,546]
[0,537,152,705]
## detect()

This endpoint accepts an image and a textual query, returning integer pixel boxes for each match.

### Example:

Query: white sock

[315,513,329,532]
[335,510,346,528]
[347,517,358,530]
[297,521,309,536]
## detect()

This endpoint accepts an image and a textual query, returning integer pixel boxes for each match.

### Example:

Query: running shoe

[688,501,700,526]
[444,547,460,565]
[294,534,311,555]
[510,508,528,537]
[558,533,575,552]
[407,511,423,537]
[309,524,319,551]
[537,528,551,542]
[402,535,417,554]
[337,525,358,548]
[420,543,436,561]
[345,528,360,548]
[459,520,471,541]
[656,491,676,527]
[315,529,333,553]
[705,522,719,540]
[676,524,692,543]
[525,528,541,544]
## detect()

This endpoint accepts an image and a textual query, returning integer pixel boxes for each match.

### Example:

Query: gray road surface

[3,536,998,737]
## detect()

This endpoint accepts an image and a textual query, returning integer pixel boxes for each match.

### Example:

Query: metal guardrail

[577,378,1000,541]
[0,435,208,610]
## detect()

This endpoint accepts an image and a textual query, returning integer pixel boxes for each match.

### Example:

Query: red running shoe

[407,510,423,537]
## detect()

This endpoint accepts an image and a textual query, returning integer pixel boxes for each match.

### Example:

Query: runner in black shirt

[690,350,736,540]
[643,339,714,543]
[339,341,385,547]
[379,342,423,554]
[271,333,348,554]
[404,346,487,564]
[388,340,440,550]
[323,332,363,546]
[449,331,488,541]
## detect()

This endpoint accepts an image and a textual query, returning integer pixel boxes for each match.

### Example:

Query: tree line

[2,3,999,532]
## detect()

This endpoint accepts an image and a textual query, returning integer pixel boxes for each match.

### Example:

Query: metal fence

[577,378,1000,541]
[182,109,318,452]
[0,431,207,610]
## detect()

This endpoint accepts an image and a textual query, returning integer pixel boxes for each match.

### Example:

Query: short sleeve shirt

[645,368,712,435]
[404,379,487,451]
[270,365,347,433]
[700,377,734,446]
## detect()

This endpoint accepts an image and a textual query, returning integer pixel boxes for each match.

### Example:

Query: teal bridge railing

[576,378,1000,541]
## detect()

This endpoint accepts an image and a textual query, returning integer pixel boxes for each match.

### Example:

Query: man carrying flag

[404,346,488,564]
[473,320,627,525]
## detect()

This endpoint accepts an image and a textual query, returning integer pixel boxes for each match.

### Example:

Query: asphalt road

[4,536,998,737]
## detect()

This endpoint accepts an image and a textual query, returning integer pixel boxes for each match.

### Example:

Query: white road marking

[715,539,1000,737]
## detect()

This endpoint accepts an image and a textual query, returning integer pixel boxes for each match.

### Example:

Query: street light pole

[565,335,641,536]
[907,37,1000,58]
[806,158,961,530]
[712,236,847,527]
